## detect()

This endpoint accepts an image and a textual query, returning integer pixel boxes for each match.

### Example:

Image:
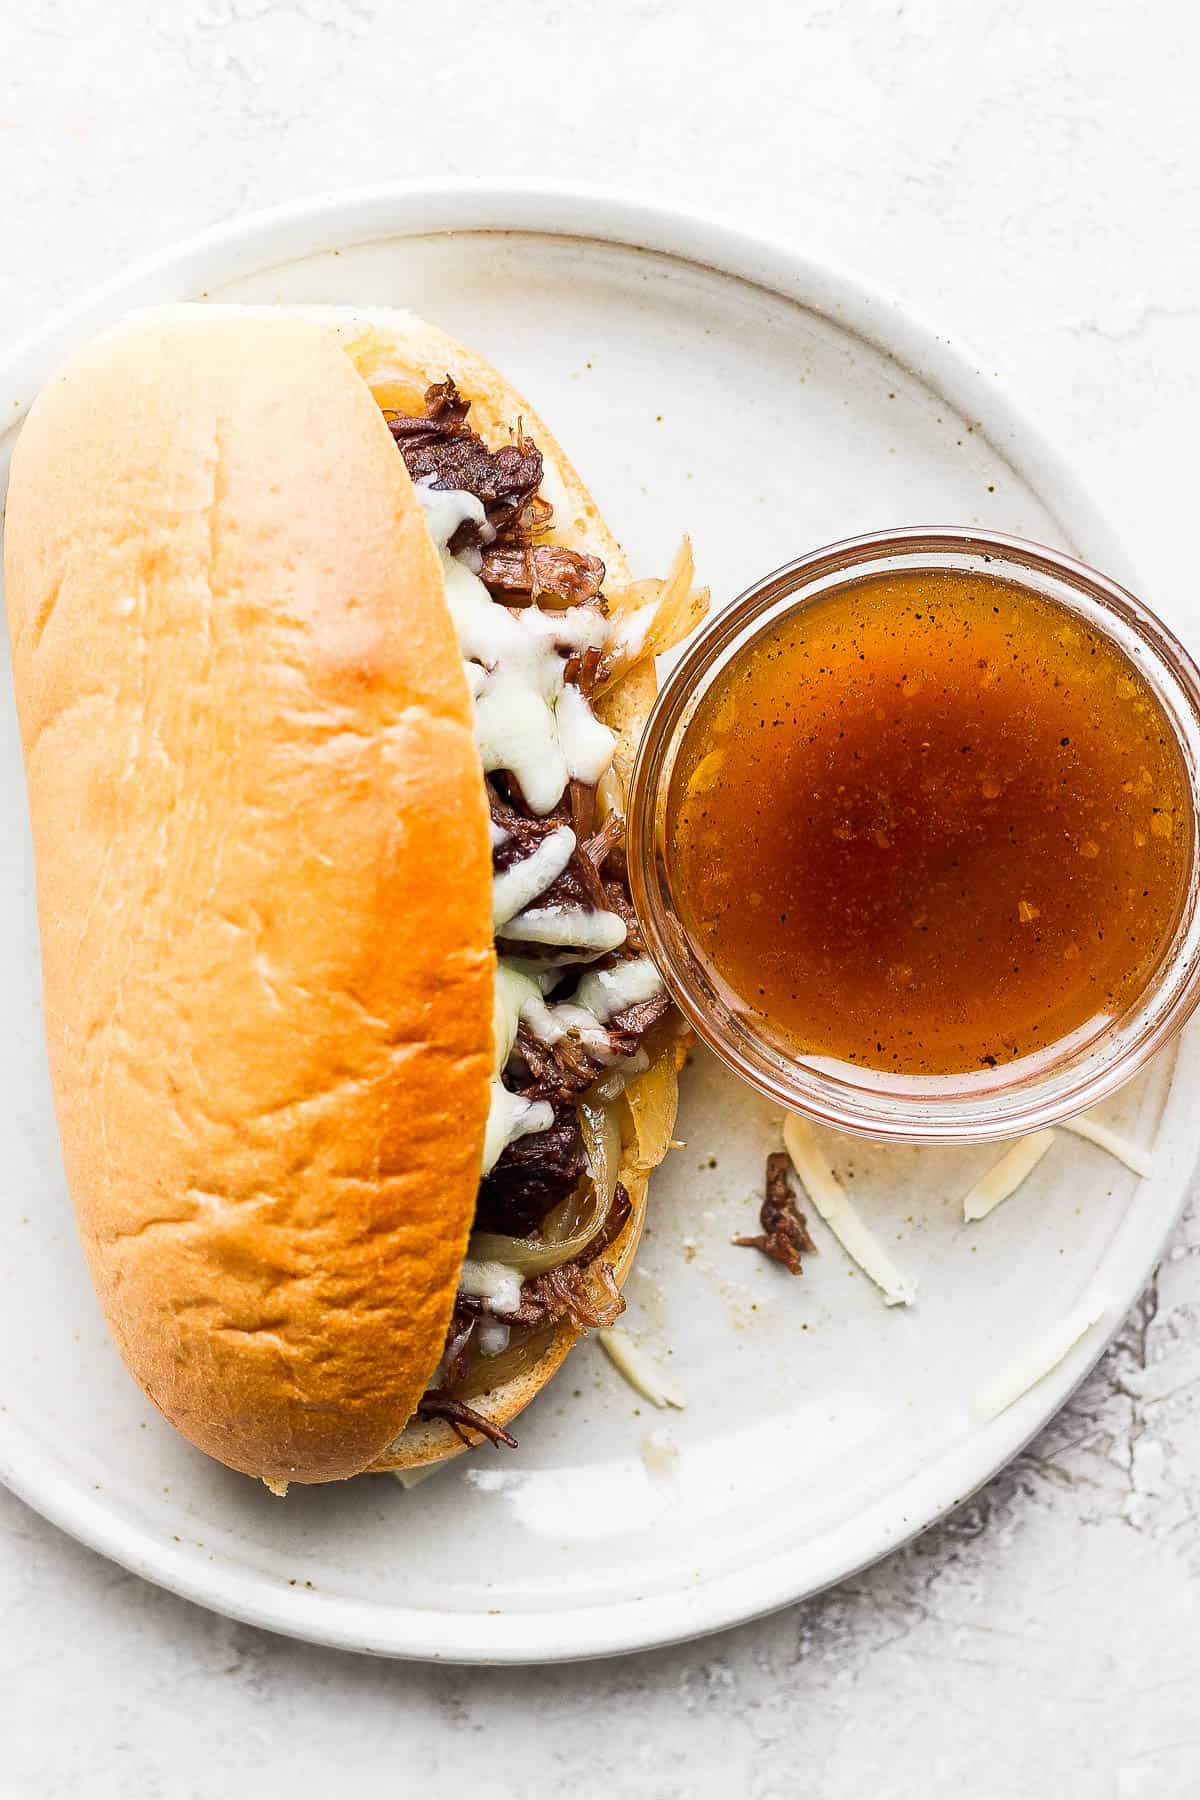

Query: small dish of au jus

[627,530,1200,1143]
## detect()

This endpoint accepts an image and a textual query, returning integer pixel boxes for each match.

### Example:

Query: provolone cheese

[970,1295,1111,1422]
[782,1115,917,1307]
[597,1328,686,1409]
[1060,1115,1155,1179]
[962,1130,1057,1222]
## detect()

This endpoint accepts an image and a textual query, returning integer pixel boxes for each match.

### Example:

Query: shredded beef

[405,374,471,433]
[476,1101,585,1237]
[610,984,672,1040]
[385,377,545,547]
[508,1017,646,1103]
[492,773,595,841]
[734,1152,817,1276]
[513,941,673,1099]
[565,777,597,841]
[563,643,608,696]
[416,1391,518,1450]
[582,813,624,870]
[519,1257,625,1331]
[601,880,645,953]
[508,1022,596,1103]
[490,776,598,856]
[503,939,665,1102]
[498,491,554,545]
[387,376,679,1422]
[490,778,620,948]
[460,1185,633,1333]
[489,783,567,876]
[478,543,606,604]
[524,845,609,923]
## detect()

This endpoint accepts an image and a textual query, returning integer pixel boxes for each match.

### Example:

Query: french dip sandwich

[3,305,706,1486]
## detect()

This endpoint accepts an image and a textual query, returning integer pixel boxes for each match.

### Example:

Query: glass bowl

[626,528,1200,1144]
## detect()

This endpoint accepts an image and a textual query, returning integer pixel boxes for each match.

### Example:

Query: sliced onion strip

[580,1097,621,1211]
[469,1179,609,1276]
[601,538,710,685]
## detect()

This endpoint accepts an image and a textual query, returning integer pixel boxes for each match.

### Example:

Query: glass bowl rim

[626,526,1200,1144]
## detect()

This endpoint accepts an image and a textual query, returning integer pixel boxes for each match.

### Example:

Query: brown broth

[666,569,1192,1076]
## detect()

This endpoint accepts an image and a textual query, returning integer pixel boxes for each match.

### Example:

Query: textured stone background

[4,2,1200,1794]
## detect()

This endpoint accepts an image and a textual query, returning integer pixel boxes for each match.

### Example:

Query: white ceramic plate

[1,185,1195,1664]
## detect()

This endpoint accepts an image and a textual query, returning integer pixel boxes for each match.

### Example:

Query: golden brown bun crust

[4,310,494,1484]
[304,309,679,1473]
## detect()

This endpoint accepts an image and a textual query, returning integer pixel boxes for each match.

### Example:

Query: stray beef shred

[734,1152,817,1276]
[416,1391,518,1450]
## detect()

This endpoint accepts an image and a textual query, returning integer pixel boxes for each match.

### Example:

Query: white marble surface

[4,1,1200,1792]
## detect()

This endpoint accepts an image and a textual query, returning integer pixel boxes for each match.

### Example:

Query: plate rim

[0,178,1187,1663]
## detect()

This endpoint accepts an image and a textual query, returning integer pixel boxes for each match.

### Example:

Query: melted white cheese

[520,994,610,1059]
[503,959,559,994]
[555,680,621,786]
[414,481,490,549]
[412,482,641,1180]
[782,1115,917,1307]
[457,1259,524,1316]
[500,905,628,951]
[493,964,540,1070]
[416,483,616,816]
[573,956,663,1023]
[514,957,663,1065]
[483,1086,553,1176]
[483,964,553,1173]
[477,1321,512,1358]
[491,826,577,927]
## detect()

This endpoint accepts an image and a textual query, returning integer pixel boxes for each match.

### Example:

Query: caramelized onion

[468,1176,608,1276]
[467,1096,622,1275]
[363,367,428,414]
[602,539,710,686]
[624,1041,680,1171]
[579,1097,621,1211]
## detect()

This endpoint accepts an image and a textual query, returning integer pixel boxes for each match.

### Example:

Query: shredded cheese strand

[597,1328,686,1410]
[782,1116,917,1307]
[962,1129,1057,1223]
[1059,1115,1155,1179]
[963,1113,1155,1226]
[392,1463,445,1491]
[970,1295,1112,1422]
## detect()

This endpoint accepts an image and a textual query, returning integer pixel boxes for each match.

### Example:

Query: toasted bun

[3,309,495,1484]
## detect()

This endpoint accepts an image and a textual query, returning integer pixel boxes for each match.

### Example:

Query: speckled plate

[1,184,1196,1663]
